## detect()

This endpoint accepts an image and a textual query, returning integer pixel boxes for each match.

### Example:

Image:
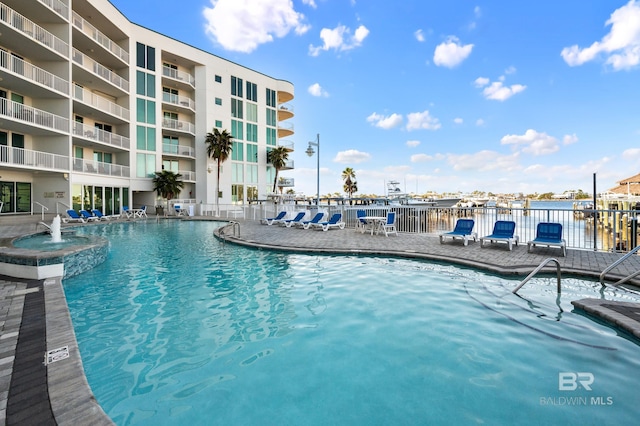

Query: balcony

[178,170,196,182]
[72,158,130,177]
[277,103,294,121]
[277,121,294,138]
[162,143,195,157]
[276,80,294,103]
[73,84,129,122]
[0,4,69,59]
[278,140,294,151]
[72,48,129,94]
[0,98,69,134]
[162,92,195,113]
[72,11,129,65]
[72,123,130,150]
[0,145,69,171]
[0,50,69,96]
[37,0,68,20]
[162,65,195,89]
[162,118,195,135]
[281,160,295,170]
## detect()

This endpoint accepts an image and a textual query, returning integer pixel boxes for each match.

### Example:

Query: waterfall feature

[51,215,62,243]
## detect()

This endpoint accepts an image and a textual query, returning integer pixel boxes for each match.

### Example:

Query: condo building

[0,0,295,216]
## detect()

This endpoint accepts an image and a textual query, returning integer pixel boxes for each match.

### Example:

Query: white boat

[386,181,460,207]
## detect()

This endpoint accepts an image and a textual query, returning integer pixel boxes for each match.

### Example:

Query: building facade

[0,0,294,215]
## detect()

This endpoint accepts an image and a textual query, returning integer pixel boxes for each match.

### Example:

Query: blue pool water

[63,221,640,425]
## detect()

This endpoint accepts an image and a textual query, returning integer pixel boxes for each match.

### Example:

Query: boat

[385,181,460,207]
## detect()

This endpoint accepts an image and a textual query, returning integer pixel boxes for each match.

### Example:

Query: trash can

[188,205,195,217]
[630,218,638,249]
[155,206,164,216]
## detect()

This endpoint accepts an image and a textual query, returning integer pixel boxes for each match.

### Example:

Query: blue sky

[110,0,640,197]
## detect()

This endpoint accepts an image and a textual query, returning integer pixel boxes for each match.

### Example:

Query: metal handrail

[513,258,561,294]
[32,202,49,220]
[599,244,640,286]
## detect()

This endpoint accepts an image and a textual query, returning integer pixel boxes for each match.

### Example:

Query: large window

[231,141,244,161]
[137,126,156,151]
[246,165,258,183]
[162,159,179,172]
[231,119,243,140]
[246,81,257,102]
[266,127,276,146]
[231,99,243,118]
[136,71,155,97]
[231,184,244,203]
[246,103,257,123]
[246,124,257,143]
[136,42,155,71]
[163,135,179,154]
[0,181,31,213]
[266,88,276,107]
[266,108,276,126]
[246,143,258,162]
[136,153,156,178]
[231,76,243,97]
[136,98,156,124]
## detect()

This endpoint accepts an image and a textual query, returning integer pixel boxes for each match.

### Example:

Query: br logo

[558,372,594,391]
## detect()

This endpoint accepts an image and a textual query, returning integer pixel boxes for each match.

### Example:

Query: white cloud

[203,0,309,53]
[334,149,371,164]
[411,153,434,162]
[500,129,560,156]
[504,66,517,74]
[406,140,421,148]
[366,112,403,129]
[415,29,425,42]
[448,150,521,172]
[433,36,474,68]
[476,118,485,126]
[561,0,640,70]
[453,117,463,124]
[406,110,441,131]
[308,83,329,97]
[623,147,640,159]
[475,76,526,101]
[563,134,578,145]
[302,0,317,8]
[309,24,370,56]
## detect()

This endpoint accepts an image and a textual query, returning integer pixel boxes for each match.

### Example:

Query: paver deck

[1,215,639,425]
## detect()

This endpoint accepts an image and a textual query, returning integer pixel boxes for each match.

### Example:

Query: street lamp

[306,133,320,206]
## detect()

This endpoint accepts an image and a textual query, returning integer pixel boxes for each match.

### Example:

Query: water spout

[51,215,62,243]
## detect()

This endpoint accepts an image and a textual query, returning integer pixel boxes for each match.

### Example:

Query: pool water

[13,233,93,251]
[64,221,640,425]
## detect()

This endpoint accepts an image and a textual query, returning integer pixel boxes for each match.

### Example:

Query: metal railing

[0,3,69,57]
[32,201,49,220]
[599,245,640,286]
[162,118,195,135]
[38,0,69,20]
[1,98,69,132]
[72,11,129,63]
[162,92,195,111]
[0,145,70,171]
[72,158,130,177]
[73,122,130,149]
[0,50,69,94]
[513,258,562,294]
[162,143,195,157]
[72,49,129,92]
[162,65,195,87]
[73,84,129,120]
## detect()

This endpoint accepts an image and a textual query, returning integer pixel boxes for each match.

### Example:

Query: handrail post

[513,258,561,294]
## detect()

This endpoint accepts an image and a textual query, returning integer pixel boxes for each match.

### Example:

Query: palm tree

[204,128,233,213]
[152,170,184,213]
[267,146,289,194]
[342,167,358,198]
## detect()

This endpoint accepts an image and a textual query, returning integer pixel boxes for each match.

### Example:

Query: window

[136,98,156,124]
[215,75,222,83]
[137,125,156,151]
[136,42,155,71]
[246,165,258,183]
[266,88,276,107]
[231,184,244,203]
[231,99,243,118]
[246,103,257,123]
[163,87,178,104]
[136,153,156,178]
[266,108,276,127]
[163,135,179,154]
[246,81,257,102]
[231,119,243,140]
[162,159,179,172]
[246,124,257,143]
[266,127,276,146]
[215,120,222,128]
[94,151,112,163]
[231,76,243,97]
[136,71,155,97]
[94,122,113,133]
[231,141,244,161]
[215,97,222,105]
[246,143,257,163]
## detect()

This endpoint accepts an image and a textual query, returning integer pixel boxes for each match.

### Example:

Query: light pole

[305,133,320,206]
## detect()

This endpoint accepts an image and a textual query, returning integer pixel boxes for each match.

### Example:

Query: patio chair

[80,209,100,222]
[261,211,287,225]
[480,220,519,250]
[281,211,306,227]
[137,205,148,218]
[121,206,132,219]
[527,222,566,256]
[439,219,476,246]
[299,212,325,229]
[91,209,111,221]
[356,209,369,233]
[310,213,345,231]
[63,209,85,223]
[380,211,397,236]
[174,204,186,216]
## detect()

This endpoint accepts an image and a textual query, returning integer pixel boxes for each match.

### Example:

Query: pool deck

[1,215,640,425]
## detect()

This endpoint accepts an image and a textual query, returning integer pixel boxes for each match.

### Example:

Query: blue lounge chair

[310,213,345,231]
[63,209,85,223]
[80,209,100,222]
[380,212,398,236]
[439,219,476,246]
[527,222,566,256]
[480,220,519,250]
[299,212,325,229]
[261,211,287,225]
[91,209,111,221]
[281,211,306,227]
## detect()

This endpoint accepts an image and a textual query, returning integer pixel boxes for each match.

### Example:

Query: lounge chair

[356,209,369,233]
[299,212,325,229]
[63,209,85,223]
[380,211,398,236]
[281,211,306,227]
[439,219,476,246]
[91,209,111,221]
[310,213,345,231]
[261,211,287,225]
[527,222,566,256]
[121,206,132,219]
[137,205,148,218]
[480,220,519,250]
[80,209,100,222]
[174,204,186,216]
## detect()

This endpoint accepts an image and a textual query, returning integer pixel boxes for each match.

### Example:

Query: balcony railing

[0,4,69,57]
[0,145,69,171]
[37,0,68,20]
[72,11,128,63]
[73,84,129,121]
[162,143,195,157]
[72,48,129,92]
[278,140,294,151]
[0,98,69,132]
[178,170,196,181]
[162,118,195,135]
[0,50,69,94]
[162,92,195,111]
[72,158,130,177]
[73,122,130,150]
[162,65,195,88]
[278,122,294,133]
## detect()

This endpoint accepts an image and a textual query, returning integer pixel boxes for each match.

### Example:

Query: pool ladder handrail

[218,221,240,242]
[512,258,561,294]
[599,244,640,287]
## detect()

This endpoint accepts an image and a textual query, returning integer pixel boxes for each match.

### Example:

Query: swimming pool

[63,221,640,425]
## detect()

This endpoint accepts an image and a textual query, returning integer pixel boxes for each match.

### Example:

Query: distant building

[607,173,640,196]
[0,0,294,215]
